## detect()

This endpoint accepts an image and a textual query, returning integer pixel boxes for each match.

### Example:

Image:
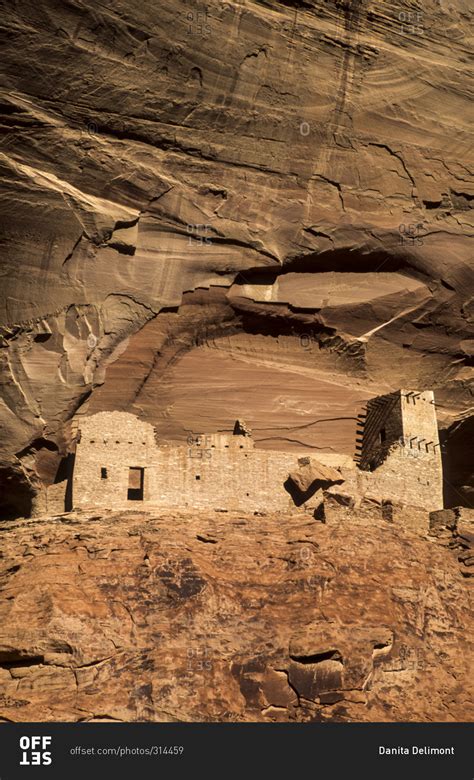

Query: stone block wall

[355,390,443,512]
[73,412,157,510]
[400,389,440,449]
[147,447,301,512]
[359,448,442,512]
[332,446,443,514]
[75,443,309,513]
[358,392,402,470]
[70,393,444,516]
[197,432,255,450]
[73,412,314,512]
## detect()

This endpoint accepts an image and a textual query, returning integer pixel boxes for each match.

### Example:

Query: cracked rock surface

[0,507,472,722]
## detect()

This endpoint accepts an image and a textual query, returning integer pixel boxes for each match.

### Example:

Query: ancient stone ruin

[348,388,443,512]
[68,388,443,516]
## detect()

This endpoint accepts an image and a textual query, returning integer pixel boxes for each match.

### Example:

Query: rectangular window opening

[101,467,107,479]
[127,466,144,501]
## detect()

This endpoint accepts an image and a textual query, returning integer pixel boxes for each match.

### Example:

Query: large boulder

[289,458,345,493]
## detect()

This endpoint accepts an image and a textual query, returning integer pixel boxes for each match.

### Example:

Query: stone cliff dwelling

[66,389,443,516]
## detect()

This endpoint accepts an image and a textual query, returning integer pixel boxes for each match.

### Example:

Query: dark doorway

[55,452,75,512]
[379,427,387,444]
[128,467,144,500]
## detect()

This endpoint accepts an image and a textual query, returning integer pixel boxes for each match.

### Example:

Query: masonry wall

[147,448,303,512]
[196,432,254,451]
[72,399,443,516]
[75,444,307,513]
[358,447,442,512]
[73,412,311,513]
[358,392,402,470]
[400,389,440,448]
[73,412,157,510]
[347,390,442,512]
[330,447,443,514]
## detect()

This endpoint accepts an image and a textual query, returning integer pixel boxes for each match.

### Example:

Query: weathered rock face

[429,506,474,578]
[0,0,473,516]
[0,505,472,722]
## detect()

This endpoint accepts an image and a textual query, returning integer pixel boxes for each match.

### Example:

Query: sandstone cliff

[0,0,473,517]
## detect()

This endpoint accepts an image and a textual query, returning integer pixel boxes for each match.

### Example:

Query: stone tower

[356,389,443,511]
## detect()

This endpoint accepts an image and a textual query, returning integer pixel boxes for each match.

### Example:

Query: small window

[101,467,107,479]
[379,428,386,444]
[239,445,244,449]
[195,475,201,480]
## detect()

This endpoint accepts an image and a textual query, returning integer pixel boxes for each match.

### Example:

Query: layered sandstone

[0,0,473,517]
